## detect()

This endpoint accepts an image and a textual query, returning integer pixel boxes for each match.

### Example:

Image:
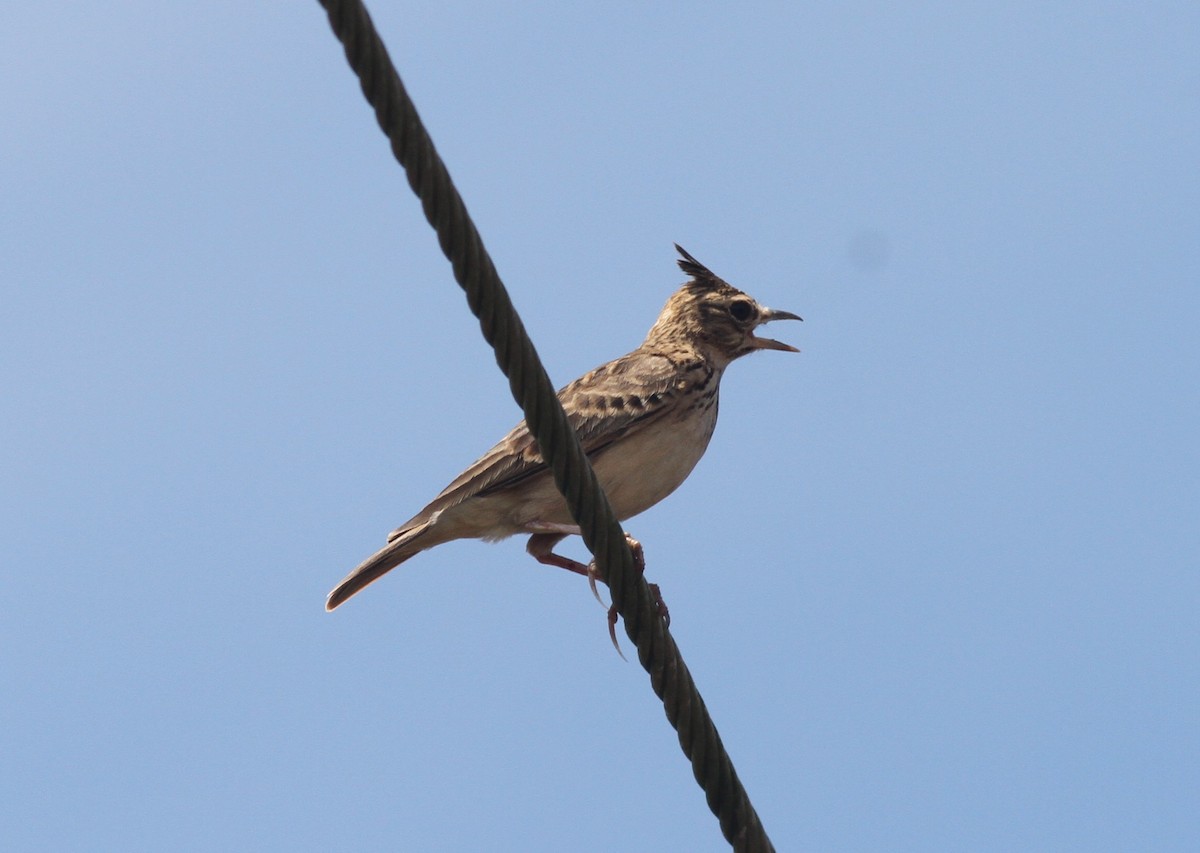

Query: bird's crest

[675,244,730,292]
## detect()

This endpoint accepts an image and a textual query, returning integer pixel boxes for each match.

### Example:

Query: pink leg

[526,532,590,576]
[526,530,668,657]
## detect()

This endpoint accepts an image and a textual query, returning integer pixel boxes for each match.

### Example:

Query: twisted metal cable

[317,2,773,849]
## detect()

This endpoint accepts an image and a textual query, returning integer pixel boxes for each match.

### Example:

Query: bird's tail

[325,521,433,611]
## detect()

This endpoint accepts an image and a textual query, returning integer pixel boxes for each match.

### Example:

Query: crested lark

[326,245,801,620]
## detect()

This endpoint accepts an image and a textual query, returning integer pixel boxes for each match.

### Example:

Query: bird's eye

[728,300,755,322]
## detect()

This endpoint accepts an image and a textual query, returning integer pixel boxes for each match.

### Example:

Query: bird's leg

[526,529,609,608]
[526,530,589,575]
[590,536,671,654]
[526,528,668,657]
[585,533,637,610]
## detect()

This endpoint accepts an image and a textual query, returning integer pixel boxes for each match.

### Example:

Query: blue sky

[3,3,1197,850]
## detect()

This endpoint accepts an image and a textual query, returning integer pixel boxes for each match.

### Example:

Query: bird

[326,244,802,628]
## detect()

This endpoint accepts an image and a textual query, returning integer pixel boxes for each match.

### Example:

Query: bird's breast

[591,394,719,521]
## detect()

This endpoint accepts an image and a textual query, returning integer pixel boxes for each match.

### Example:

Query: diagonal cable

[316,2,774,849]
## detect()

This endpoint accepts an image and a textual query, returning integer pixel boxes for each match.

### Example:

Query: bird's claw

[599,535,670,658]
[586,562,605,607]
[585,534,643,608]
[626,535,645,573]
[648,582,670,629]
[562,533,664,658]
[607,604,626,661]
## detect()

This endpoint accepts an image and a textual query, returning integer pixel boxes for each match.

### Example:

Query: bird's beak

[750,307,803,352]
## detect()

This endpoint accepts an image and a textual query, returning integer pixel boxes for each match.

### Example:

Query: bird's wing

[388,350,702,540]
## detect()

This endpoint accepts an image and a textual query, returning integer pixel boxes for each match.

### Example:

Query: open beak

[750,307,803,352]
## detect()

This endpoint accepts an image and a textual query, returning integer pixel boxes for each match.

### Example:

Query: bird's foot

[585,533,644,601]
[599,535,641,658]
[602,584,670,657]
[585,534,642,607]
[593,536,670,656]
[529,531,666,657]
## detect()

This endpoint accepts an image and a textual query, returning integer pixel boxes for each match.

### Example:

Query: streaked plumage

[326,245,801,612]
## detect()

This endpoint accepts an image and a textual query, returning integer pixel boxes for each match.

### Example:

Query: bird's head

[643,245,803,366]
